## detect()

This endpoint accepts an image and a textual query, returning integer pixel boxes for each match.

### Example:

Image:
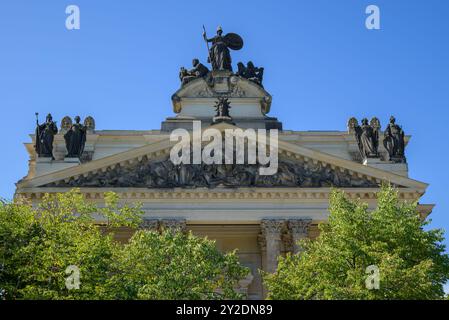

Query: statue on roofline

[35,113,58,159]
[64,116,87,159]
[350,117,380,160]
[236,61,264,86]
[179,58,209,86]
[202,25,243,72]
[176,27,267,89]
[383,116,406,163]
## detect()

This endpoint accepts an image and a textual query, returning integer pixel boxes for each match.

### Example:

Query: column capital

[288,219,312,254]
[261,219,285,235]
[288,219,312,236]
[161,218,187,233]
[139,218,159,231]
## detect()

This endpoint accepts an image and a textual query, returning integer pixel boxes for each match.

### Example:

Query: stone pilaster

[260,219,284,273]
[257,234,268,298]
[257,234,267,270]
[160,219,187,233]
[288,219,312,254]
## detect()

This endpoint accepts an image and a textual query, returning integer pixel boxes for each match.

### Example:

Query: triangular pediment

[16,123,428,192]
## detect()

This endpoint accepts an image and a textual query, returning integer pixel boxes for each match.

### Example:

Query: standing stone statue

[383,116,406,163]
[202,26,243,72]
[35,113,58,159]
[64,116,86,158]
[353,118,379,159]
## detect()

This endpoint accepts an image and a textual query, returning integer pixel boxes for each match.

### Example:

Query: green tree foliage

[0,189,248,300]
[264,185,449,300]
[105,230,248,300]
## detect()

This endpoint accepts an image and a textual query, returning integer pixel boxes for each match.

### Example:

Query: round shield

[223,33,244,50]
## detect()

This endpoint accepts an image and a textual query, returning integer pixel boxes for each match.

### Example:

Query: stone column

[288,219,312,254]
[260,219,284,273]
[161,219,187,233]
[139,218,159,231]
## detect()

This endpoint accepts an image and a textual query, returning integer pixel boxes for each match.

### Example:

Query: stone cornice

[276,140,426,190]
[15,187,424,202]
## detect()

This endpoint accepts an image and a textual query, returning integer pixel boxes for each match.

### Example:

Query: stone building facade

[15,70,432,299]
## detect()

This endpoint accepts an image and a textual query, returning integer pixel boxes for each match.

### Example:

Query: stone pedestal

[363,157,382,165]
[363,158,408,177]
[212,70,233,93]
[64,157,81,164]
[288,219,312,254]
[161,116,282,131]
[162,70,282,131]
[36,157,53,163]
[212,115,234,125]
[35,157,81,176]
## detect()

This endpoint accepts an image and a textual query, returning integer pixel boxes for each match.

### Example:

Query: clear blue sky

[0,0,448,253]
